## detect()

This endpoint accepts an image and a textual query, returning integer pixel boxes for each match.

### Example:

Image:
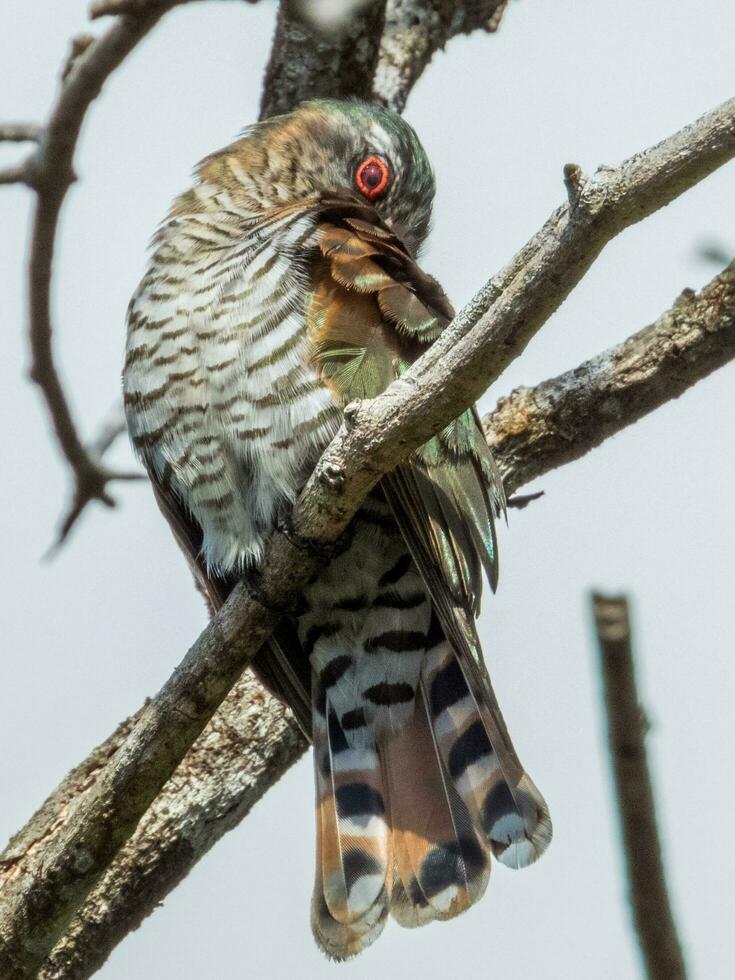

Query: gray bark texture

[0,1,733,977]
[260,0,388,118]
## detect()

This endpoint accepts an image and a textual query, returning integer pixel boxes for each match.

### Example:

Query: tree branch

[374,0,507,113]
[259,0,388,119]
[259,0,508,120]
[0,123,41,142]
[485,261,735,489]
[0,13,169,552]
[2,95,734,977]
[0,163,33,186]
[89,0,261,18]
[47,403,144,558]
[36,676,305,980]
[592,595,687,980]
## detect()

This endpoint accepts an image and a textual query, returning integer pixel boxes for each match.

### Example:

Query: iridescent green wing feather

[308,200,505,626]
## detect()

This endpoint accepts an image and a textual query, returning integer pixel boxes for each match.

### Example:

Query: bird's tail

[311,639,552,960]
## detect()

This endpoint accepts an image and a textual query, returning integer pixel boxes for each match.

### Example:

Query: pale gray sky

[1,2,734,978]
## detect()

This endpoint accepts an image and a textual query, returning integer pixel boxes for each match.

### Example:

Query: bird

[123,98,551,959]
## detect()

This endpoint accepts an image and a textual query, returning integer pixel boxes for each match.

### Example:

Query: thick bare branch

[260,0,388,118]
[0,565,305,977]
[486,261,735,491]
[259,0,508,120]
[592,595,687,980]
[374,0,507,113]
[38,676,305,980]
[2,96,734,978]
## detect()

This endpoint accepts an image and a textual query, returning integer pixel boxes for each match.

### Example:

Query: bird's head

[195,99,436,256]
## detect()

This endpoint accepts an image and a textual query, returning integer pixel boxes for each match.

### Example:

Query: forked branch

[8,13,167,546]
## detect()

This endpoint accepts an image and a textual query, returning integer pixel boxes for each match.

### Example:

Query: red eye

[355,155,390,201]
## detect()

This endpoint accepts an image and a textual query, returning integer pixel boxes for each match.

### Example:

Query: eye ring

[355,155,390,201]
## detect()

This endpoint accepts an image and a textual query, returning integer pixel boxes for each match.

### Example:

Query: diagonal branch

[592,595,688,980]
[37,676,305,980]
[485,262,735,488]
[89,0,262,17]
[28,255,735,979]
[1,94,734,979]
[295,96,735,544]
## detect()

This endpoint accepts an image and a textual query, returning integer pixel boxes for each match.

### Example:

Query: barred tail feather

[311,632,551,959]
[312,700,391,959]
[384,684,490,926]
[312,877,389,961]
[423,638,552,868]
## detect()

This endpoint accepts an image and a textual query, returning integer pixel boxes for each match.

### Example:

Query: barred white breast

[124,185,340,571]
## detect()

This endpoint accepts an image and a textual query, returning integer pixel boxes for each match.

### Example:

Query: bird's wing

[146,471,313,735]
[307,201,538,785]
[310,207,501,600]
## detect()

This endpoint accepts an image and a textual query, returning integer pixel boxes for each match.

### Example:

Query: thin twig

[0,163,33,186]
[86,401,130,459]
[592,594,687,980]
[1,2,244,548]
[89,0,260,18]
[0,123,41,142]
[505,489,544,510]
[696,239,732,266]
[0,13,169,550]
[1,94,734,979]
[47,405,142,558]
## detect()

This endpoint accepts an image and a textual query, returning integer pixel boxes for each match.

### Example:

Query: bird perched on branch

[123,99,551,959]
